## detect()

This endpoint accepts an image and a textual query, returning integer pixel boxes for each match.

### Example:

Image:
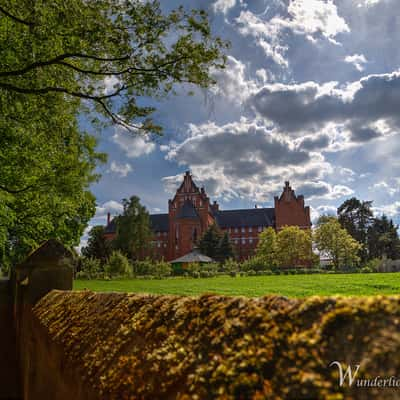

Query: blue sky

[81,0,400,247]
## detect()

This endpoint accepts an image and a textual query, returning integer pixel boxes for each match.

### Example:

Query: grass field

[73,272,400,297]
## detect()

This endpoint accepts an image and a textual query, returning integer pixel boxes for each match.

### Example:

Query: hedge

[34,291,400,399]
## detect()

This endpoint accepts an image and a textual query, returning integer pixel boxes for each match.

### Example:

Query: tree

[0,1,227,133]
[81,226,111,264]
[337,198,373,262]
[314,218,362,270]
[217,232,235,262]
[367,215,400,260]
[0,95,104,265]
[275,226,313,268]
[113,196,152,260]
[255,227,277,268]
[104,250,132,277]
[198,224,222,260]
[0,1,226,264]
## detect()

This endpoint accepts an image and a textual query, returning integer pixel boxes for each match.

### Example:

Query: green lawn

[73,272,400,297]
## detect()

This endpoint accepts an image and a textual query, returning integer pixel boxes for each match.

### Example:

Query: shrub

[229,271,237,277]
[361,266,373,273]
[133,258,154,276]
[133,259,172,278]
[222,258,240,273]
[105,251,132,278]
[363,258,381,273]
[78,257,103,280]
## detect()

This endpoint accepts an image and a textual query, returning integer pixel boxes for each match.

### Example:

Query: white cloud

[213,0,236,14]
[373,202,400,217]
[236,11,289,67]
[112,127,156,158]
[235,0,349,67]
[211,56,260,104]
[284,0,350,44]
[369,181,398,196]
[163,119,333,202]
[103,76,120,95]
[345,54,367,71]
[357,0,381,7]
[95,200,123,218]
[108,161,132,177]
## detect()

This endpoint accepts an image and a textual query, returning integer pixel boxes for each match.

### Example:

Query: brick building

[104,171,311,261]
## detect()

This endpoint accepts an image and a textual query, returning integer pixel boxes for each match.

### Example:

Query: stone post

[13,239,73,400]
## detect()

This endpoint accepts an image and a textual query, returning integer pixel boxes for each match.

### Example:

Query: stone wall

[28,291,400,400]
[0,278,19,399]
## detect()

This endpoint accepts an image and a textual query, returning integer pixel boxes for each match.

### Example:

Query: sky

[81,0,400,248]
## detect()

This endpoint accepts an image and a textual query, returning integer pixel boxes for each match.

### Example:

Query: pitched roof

[176,200,199,219]
[104,213,169,234]
[150,214,169,232]
[171,248,214,263]
[215,208,275,228]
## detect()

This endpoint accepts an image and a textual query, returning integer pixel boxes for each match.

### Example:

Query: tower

[274,181,311,230]
[167,171,216,260]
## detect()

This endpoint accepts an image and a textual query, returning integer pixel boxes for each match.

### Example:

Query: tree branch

[0,53,131,77]
[0,184,36,194]
[0,6,33,27]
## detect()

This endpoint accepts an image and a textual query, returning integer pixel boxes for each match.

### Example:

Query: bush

[105,251,132,278]
[363,258,381,273]
[361,266,373,273]
[133,258,154,276]
[222,258,240,273]
[78,257,103,280]
[133,259,172,278]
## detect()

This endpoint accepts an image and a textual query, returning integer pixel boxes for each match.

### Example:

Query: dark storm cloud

[298,134,331,150]
[248,71,400,140]
[166,122,310,180]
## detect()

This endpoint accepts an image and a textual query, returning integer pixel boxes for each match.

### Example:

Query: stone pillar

[13,239,73,400]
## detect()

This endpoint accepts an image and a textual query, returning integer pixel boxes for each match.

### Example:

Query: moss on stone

[34,291,400,399]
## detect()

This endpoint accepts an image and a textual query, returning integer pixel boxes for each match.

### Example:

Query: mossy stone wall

[30,291,400,400]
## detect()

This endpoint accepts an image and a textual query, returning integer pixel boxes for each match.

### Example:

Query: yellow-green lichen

[33,291,400,400]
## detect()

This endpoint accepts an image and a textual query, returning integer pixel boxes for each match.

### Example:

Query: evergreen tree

[198,224,221,260]
[368,215,400,260]
[217,232,235,262]
[337,198,374,262]
[81,226,111,264]
[113,196,152,260]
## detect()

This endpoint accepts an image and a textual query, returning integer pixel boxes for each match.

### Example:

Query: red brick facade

[104,172,311,261]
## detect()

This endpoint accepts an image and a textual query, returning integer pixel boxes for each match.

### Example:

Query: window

[249,227,252,232]
[234,239,239,244]
[235,227,238,233]
[242,238,246,245]
[157,242,161,248]
[157,231,161,237]
[241,227,245,233]
[249,238,253,244]
[258,226,263,232]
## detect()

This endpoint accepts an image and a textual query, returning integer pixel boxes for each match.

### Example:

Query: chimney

[107,212,111,225]
[212,200,219,212]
